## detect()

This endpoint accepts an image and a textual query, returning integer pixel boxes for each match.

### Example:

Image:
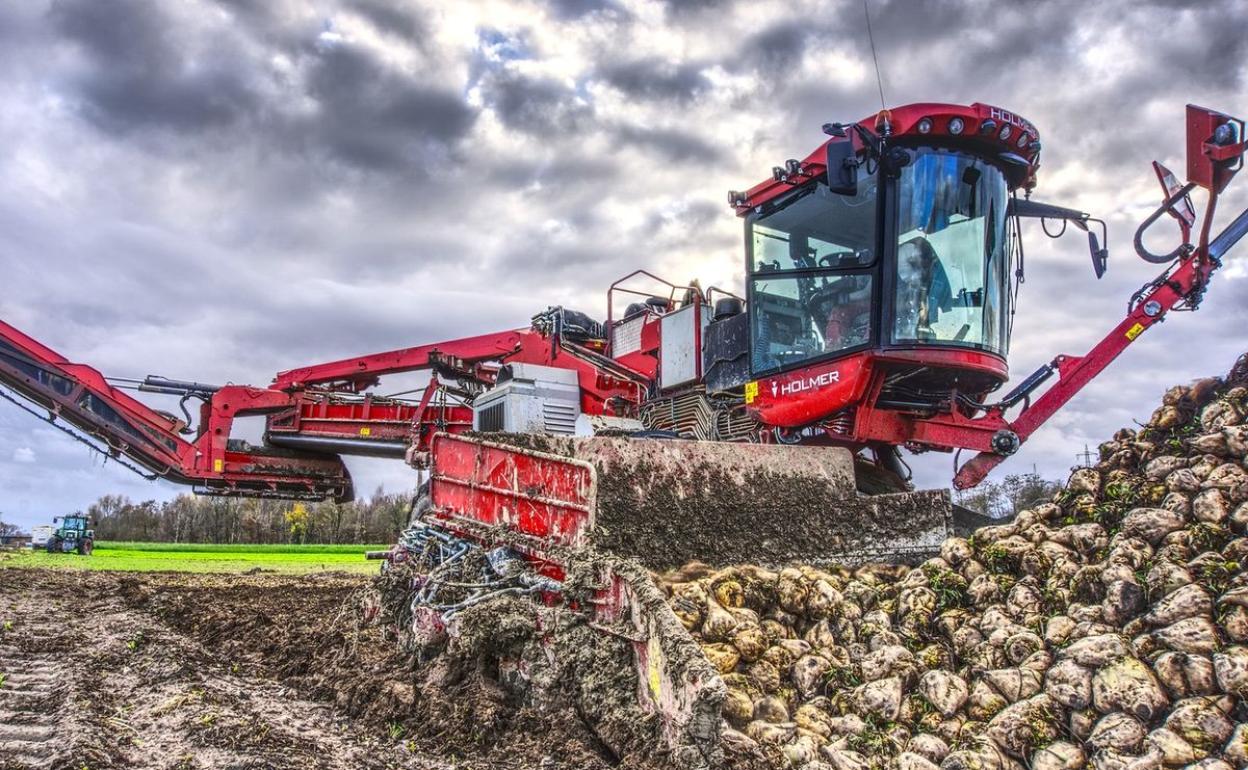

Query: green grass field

[0,541,390,574]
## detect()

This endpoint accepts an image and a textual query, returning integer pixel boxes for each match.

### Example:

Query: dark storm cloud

[1144,6,1246,91]
[479,69,592,136]
[50,0,262,134]
[734,20,818,76]
[544,0,623,20]
[484,154,620,196]
[50,0,476,173]
[598,58,711,103]
[302,43,478,170]
[614,125,724,163]
[660,0,733,18]
[346,0,426,41]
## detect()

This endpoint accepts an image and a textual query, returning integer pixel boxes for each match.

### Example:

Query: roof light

[1029,140,1042,152]
[916,117,933,134]
[875,109,893,136]
[979,119,998,134]
[785,158,802,174]
[1016,132,1029,148]
[728,190,745,205]
[772,167,786,182]
[948,117,965,135]
[999,124,1012,141]
[822,122,847,137]
[1214,122,1236,145]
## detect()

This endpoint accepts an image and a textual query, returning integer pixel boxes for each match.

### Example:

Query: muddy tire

[78,539,94,556]
[46,536,60,554]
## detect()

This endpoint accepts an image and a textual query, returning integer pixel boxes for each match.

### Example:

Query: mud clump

[371,548,673,769]
[657,352,1248,769]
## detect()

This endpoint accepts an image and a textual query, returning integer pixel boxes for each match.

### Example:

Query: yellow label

[1125,322,1146,341]
[360,427,372,436]
[744,381,759,404]
[647,635,663,702]
[213,459,223,473]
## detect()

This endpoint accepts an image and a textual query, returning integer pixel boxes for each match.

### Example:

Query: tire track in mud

[0,570,460,770]
[0,591,87,770]
[0,653,67,768]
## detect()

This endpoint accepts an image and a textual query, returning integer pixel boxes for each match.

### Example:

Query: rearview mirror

[826,139,858,195]
[1089,232,1108,279]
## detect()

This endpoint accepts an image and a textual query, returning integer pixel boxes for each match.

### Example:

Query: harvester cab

[729,105,1049,448]
[716,102,1246,488]
[46,514,94,555]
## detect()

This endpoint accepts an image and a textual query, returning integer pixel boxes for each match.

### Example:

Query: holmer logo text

[771,370,840,397]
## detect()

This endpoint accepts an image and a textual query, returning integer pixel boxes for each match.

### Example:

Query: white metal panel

[659,304,709,390]
[472,363,582,435]
[30,525,53,547]
[611,315,645,356]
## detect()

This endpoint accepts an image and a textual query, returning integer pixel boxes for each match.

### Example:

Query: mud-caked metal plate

[472,435,952,569]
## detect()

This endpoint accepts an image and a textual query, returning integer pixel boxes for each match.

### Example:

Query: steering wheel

[805,280,857,323]
[817,250,865,269]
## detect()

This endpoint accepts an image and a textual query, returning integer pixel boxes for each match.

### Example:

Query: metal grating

[542,402,578,434]
[478,402,505,432]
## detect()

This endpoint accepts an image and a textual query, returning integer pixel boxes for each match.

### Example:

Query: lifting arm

[0,320,353,501]
[951,105,1247,488]
[270,330,532,391]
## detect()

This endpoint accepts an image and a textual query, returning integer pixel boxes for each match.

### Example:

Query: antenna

[862,0,886,111]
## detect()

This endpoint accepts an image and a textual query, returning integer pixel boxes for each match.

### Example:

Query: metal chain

[0,385,162,480]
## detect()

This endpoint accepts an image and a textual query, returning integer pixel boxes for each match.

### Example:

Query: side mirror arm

[1009,198,1109,278]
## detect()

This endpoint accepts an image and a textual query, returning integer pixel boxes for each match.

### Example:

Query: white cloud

[12,447,36,464]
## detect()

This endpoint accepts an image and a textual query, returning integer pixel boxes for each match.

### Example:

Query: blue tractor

[46,515,94,555]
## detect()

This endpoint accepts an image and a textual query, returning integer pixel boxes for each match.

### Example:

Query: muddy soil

[0,569,621,770]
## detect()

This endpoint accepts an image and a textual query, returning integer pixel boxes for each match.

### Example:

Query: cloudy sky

[1,0,1246,529]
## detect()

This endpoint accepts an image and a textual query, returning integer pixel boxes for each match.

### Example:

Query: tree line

[953,470,1064,519]
[4,469,1063,545]
[74,488,414,544]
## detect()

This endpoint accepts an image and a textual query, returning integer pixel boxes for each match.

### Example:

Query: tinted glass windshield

[893,149,1010,353]
[752,273,873,372]
[748,171,878,374]
[751,176,878,272]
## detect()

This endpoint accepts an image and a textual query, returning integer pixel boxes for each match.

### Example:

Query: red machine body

[1,103,1244,501]
[725,102,1245,487]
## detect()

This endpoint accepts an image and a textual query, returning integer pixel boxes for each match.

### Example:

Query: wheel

[78,539,94,556]
[46,537,60,554]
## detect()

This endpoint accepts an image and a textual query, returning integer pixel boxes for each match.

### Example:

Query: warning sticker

[744,381,759,404]
[1125,322,1146,341]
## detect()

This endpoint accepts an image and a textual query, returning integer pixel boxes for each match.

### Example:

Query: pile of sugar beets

[658,354,1248,770]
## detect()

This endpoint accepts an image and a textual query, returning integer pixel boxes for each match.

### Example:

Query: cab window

[747,170,879,375]
[892,149,1011,353]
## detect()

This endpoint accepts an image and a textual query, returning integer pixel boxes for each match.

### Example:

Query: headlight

[948,117,965,135]
[999,124,1012,141]
[916,117,933,134]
